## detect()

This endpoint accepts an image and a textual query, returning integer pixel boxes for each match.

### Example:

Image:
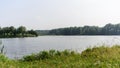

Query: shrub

[22,50,77,61]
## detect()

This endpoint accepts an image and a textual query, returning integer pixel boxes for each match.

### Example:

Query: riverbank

[0,45,120,68]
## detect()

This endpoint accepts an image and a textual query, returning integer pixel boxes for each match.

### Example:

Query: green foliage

[0,54,9,62]
[22,50,77,61]
[0,26,38,38]
[1,45,120,67]
[48,23,120,35]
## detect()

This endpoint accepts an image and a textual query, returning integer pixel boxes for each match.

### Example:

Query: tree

[101,23,115,35]
[17,26,26,36]
[9,26,16,36]
[28,30,38,36]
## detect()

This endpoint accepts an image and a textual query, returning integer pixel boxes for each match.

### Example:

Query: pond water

[1,36,120,59]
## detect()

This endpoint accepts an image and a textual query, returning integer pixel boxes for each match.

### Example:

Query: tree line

[0,26,38,38]
[48,23,120,35]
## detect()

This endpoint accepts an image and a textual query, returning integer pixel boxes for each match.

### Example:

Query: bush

[22,50,77,61]
[0,54,9,62]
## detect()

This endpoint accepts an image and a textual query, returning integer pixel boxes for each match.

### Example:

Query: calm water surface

[1,36,120,59]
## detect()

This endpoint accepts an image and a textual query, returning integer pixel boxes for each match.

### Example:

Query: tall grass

[0,45,120,68]
[22,50,77,61]
[0,40,5,54]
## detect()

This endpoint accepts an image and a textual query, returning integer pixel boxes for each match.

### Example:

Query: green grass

[0,45,120,68]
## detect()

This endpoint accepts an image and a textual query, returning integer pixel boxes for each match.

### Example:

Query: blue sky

[1,0,120,30]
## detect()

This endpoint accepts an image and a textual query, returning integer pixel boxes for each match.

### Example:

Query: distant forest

[0,26,38,38]
[36,23,120,35]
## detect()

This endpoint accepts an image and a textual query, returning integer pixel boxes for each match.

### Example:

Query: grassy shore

[0,45,120,68]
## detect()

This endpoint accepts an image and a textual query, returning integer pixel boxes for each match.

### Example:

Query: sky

[1,0,120,30]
